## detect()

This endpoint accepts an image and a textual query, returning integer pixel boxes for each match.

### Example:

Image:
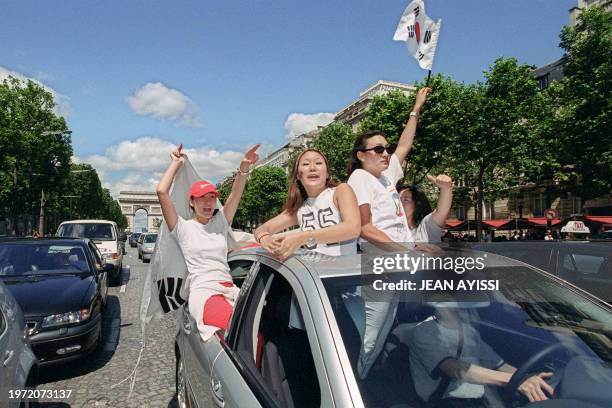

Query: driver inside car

[409,294,554,407]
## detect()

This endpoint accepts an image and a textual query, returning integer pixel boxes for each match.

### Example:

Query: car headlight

[41,308,91,328]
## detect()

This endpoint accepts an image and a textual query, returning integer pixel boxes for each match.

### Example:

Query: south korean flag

[393,0,442,71]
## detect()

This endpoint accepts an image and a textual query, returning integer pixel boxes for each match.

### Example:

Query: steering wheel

[505,342,574,402]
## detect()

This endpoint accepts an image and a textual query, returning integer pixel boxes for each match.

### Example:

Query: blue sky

[1,0,577,194]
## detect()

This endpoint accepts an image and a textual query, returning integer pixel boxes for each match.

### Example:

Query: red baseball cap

[189,180,219,198]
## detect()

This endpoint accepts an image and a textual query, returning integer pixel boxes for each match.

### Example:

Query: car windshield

[57,223,115,241]
[323,266,612,408]
[144,234,157,243]
[0,243,92,276]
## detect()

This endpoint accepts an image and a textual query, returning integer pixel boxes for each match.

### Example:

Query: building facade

[117,191,162,233]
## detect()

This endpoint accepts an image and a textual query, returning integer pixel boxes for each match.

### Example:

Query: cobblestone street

[33,247,180,408]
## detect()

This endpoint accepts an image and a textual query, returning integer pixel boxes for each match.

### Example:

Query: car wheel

[93,320,104,354]
[176,352,190,408]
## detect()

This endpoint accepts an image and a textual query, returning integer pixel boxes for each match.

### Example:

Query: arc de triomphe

[118,191,163,233]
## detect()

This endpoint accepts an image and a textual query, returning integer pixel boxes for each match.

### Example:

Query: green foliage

[312,122,355,182]
[220,167,287,229]
[554,6,612,201]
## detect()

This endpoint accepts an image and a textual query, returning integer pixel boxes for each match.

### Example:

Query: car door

[557,245,612,302]
[206,257,334,407]
[88,242,108,303]
[180,257,258,405]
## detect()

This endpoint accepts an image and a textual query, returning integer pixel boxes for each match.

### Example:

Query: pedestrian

[31,229,41,238]
[544,230,553,241]
[156,143,259,341]
[254,149,361,260]
[396,174,454,243]
[347,87,431,249]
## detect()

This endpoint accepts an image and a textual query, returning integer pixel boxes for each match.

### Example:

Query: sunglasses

[359,144,396,155]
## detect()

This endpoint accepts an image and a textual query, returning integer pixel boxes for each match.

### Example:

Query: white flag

[393,0,442,71]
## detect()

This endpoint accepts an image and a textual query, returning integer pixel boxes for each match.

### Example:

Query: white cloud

[126,82,202,128]
[0,66,72,117]
[80,137,245,197]
[284,112,334,139]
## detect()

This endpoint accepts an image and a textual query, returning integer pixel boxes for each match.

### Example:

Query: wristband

[409,111,419,119]
[256,232,271,243]
[237,167,251,176]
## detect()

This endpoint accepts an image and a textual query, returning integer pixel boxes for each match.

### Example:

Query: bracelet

[237,167,251,176]
[256,232,271,243]
[409,111,419,119]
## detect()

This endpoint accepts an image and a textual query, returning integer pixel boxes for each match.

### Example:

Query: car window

[229,264,321,408]
[323,267,612,408]
[89,242,103,267]
[57,223,116,241]
[0,243,93,276]
[228,260,253,288]
[144,234,158,243]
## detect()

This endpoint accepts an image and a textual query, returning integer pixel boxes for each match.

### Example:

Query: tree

[447,58,553,239]
[312,122,355,182]
[219,166,287,230]
[555,6,612,204]
[0,76,72,234]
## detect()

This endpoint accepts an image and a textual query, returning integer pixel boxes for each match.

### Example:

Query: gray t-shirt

[409,317,504,401]
[407,212,443,243]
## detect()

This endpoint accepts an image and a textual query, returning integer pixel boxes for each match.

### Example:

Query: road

[32,246,179,408]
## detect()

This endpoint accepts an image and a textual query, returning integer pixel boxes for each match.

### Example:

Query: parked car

[56,219,126,285]
[129,232,142,248]
[472,241,612,303]
[0,279,38,407]
[138,233,158,263]
[0,238,111,365]
[175,247,612,408]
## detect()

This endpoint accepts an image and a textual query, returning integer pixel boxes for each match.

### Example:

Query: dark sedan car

[129,233,142,248]
[0,238,111,365]
[472,241,612,303]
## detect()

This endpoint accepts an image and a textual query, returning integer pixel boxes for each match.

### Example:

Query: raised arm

[156,145,184,231]
[223,144,260,225]
[272,184,361,260]
[394,87,431,164]
[427,174,454,228]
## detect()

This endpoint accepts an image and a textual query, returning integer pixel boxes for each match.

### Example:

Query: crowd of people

[156,86,553,405]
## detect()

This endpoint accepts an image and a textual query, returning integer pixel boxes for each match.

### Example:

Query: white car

[56,220,126,285]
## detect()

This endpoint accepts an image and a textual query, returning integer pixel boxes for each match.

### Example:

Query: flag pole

[426,70,432,86]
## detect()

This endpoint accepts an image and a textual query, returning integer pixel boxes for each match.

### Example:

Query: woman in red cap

[156,143,259,341]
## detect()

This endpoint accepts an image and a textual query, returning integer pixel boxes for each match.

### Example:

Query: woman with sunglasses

[397,174,454,243]
[347,87,431,246]
[254,149,361,260]
[156,143,259,341]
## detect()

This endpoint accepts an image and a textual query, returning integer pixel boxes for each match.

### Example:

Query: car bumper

[142,251,154,260]
[29,314,102,365]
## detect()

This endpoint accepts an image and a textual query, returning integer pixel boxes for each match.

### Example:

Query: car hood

[2,275,95,317]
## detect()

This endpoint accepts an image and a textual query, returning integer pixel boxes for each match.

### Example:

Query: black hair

[347,130,387,175]
[396,183,432,228]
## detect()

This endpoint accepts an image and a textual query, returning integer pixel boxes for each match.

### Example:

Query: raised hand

[427,174,453,191]
[413,87,432,113]
[240,144,260,173]
[170,143,185,163]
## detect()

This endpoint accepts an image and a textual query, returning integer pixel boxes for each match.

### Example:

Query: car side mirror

[99,263,114,273]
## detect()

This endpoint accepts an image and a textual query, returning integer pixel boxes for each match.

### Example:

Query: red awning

[585,216,612,225]
[482,219,511,229]
[527,217,562,226]
[446,220,465,228]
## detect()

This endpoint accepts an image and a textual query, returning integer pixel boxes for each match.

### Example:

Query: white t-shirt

[348,154,410,243]
[170,210,233,291]
[296,187,357,256]
[407,212,443,243]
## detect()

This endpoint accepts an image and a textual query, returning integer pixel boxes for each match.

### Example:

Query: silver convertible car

[175,247,612,408]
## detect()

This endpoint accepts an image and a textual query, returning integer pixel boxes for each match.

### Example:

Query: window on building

[538,74,549,90]
[531,193,545,217]
[485,201,496,220]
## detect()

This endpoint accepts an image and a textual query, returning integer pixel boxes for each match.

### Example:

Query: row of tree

[0,77,127,235]
[219,7,611,234]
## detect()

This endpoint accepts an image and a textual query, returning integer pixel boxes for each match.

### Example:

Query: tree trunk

[476,165,485,242]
